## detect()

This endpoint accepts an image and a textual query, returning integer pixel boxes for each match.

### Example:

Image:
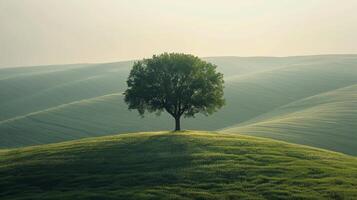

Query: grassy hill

[1,55,357,155]
[1,131,357,200]
[222,84,357,154]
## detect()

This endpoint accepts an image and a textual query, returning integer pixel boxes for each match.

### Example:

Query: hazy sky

[1,0,357,67]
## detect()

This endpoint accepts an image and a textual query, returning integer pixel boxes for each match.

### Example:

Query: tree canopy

[124,53,225,131]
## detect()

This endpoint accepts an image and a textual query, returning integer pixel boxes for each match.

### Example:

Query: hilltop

[1,131,357,200]
[1,55,357,155]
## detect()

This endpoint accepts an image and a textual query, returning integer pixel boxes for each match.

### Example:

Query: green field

[1,131,357,200]
[1,55,357,155]
[222,84,357,154]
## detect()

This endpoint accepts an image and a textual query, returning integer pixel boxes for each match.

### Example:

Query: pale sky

[1,0,357,67]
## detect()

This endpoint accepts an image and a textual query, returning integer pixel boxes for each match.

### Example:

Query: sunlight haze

[1,0,357,67]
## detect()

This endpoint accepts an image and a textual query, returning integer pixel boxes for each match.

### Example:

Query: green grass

[222,83,357,155]
[1,55,357,156]
[1,131,357,200]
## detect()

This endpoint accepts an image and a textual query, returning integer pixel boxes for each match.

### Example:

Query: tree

[124,53,225,131]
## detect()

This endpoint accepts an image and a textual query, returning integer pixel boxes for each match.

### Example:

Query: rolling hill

[1,55,357,155]
[1,131,357,200]
[222,84,357,154]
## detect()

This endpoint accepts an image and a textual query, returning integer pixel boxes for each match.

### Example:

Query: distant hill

[1,131,356,200]
[222,84,357,155]
[1,55,357,155]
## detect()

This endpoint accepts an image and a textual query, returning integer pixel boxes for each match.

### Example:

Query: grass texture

[1,131,357,200]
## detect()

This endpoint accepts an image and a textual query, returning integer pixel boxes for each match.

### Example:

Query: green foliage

[1,131,357,200]
[124,53,225,130]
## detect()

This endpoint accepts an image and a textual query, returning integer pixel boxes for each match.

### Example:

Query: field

[222,84,357,154]
[1,131,357,200]
[1,55,357,155]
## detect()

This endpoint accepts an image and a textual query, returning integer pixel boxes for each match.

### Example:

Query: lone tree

[124,53,225,131]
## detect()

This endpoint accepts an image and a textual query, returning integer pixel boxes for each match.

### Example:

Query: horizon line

[1,53,356,70]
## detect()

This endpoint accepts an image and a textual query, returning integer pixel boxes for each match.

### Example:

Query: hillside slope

[222,84,357,154]
[1,131,357,200]
[1,55,357,155]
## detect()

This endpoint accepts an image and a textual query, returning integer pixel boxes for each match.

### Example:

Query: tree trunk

[174,116,181,131]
